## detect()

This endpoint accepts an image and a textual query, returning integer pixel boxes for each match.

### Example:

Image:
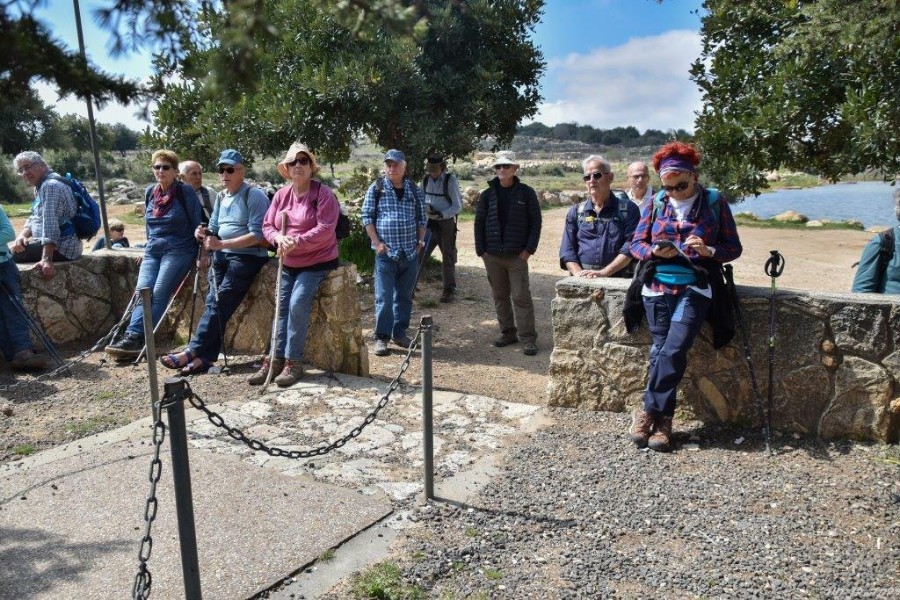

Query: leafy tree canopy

[693,0,900,197]
[517,122,693,148]
[148,0,544,173]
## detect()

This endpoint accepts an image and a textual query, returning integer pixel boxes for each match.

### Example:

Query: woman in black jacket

[474,151,542,356]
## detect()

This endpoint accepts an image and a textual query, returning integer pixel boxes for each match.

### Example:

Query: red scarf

[152,183,176,218]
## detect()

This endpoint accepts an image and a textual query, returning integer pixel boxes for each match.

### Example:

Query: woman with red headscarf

[627,142,742,452]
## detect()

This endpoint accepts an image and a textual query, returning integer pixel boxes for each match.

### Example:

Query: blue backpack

[46,173,102,240]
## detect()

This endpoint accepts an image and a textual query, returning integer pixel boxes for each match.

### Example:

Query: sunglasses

[287,156,311,167]
[152,164,172,171]
[218,166,236,174]
[493,164,514,170]
[582,171,607,182]
[661,181,691,193]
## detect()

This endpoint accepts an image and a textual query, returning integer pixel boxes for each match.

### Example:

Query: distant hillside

[479,136,659,162]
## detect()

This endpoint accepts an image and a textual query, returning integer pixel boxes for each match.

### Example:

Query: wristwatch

[708,246,716,257]
[417,240,425,247]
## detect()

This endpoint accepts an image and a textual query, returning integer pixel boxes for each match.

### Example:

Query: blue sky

[35,0,706,133]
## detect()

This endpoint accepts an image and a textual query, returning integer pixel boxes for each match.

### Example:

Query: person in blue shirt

[105,149,202,360]
[361,149,427,357]
[91,218,130,251]
[851,188,900,294]
[160,149,270,374]
[559,155,640,279]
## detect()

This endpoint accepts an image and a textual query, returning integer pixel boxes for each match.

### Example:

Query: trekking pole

[764,250,785,437]
[723,265,772,455]
[261,212,287,395]
[207,249,229,374]
[186,226,206,337]
[0,282,68,373]
[132,268,194,366]
[413,228,434,292]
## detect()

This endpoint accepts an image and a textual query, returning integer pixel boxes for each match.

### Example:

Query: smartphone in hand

[654,240,677,252]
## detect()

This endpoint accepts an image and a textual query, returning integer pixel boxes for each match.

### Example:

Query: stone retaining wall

[15,251,368,376]
[548,277,900,443]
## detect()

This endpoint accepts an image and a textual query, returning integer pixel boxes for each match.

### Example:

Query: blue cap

[383,149,406,163]
[217,149,243,166]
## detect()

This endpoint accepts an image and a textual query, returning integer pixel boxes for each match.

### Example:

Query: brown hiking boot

[10,348,48,371]
[493,333,519,348]
[247,356,284,386]
[439,288,454,303]
[629,406,654,448]
[274,360,304,387]
[648,415,674,452]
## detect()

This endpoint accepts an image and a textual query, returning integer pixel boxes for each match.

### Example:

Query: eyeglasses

[152,164,172,171]
[661,181,691,193]
[287,157,311,167]
[494,164,514,170]
[582,171,607,182]
[218,166,236,174]
[16,163,35,174]
[629,173,649,180]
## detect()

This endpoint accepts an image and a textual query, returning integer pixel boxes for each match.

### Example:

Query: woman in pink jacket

[248,142,339,387]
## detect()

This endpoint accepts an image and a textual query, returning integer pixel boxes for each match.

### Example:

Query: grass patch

[2,201,33,218]
[96,390,117,400]
[13,444,35,456]
[118,211,146,227]
[318,548,336,562]
[418,299,438,309]
[350,561,423,600]
[734,214,865,230]
[877,445,900,466]
[464,526,479,537]
[65,415,123,438]
[483,567,502,581]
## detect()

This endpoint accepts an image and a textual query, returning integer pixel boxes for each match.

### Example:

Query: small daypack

[876,227,896,279]
[45,173,102,240]
[309,180,351,240]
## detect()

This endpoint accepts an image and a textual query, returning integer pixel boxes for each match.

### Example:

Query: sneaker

[439,288,454,303]
[523,342,538,356]
[10,348,48,371]
[274,360,304,387]
[648,416,674,452]
[373,338,389,356]
[392,335,412,349]
[629,407,654,448]
[493,334,519,348]
[105,332,143,359]
[247,356,284,386]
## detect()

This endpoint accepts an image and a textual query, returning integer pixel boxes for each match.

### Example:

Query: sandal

[160,350,192,370]
[180,357,212,376]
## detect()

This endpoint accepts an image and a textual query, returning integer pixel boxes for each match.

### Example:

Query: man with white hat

[361,149,428,356]
[474,151,542,356]
[421,154,463,302]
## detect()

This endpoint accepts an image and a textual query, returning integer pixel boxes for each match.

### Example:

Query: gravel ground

[323,409,900,599]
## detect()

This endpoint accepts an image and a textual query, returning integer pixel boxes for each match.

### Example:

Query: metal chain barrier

[0,292,137,392]
[187,324,424,460]
[131,398,170,599]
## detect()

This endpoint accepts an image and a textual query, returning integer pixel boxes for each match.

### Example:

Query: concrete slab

[0,436,391,599]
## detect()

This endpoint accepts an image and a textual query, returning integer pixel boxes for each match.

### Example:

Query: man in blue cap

[361,149,427,356]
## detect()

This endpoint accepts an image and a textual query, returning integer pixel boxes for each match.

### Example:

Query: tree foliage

[148,0,544,173]
[693,0,900,197]
[518,122,692,147]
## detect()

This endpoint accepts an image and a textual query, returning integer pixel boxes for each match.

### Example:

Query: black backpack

[309,180,351,240]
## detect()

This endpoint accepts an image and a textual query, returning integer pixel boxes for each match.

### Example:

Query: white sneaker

[374,338,389,356]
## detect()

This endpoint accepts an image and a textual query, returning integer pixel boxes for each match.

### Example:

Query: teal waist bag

[654,263,698,286]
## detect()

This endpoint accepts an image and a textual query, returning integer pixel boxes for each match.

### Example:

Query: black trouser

[12,241,70,264]
[424,217,458,291]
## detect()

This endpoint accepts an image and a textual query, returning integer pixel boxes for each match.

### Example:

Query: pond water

[732,181,897,228]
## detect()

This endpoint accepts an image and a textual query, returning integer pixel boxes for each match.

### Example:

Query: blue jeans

[642,291,711,417]
[373,252,417,340]
[0,261,32,360]
[276,268,332,361]
[188,252,269,362]
[126,250,195,337]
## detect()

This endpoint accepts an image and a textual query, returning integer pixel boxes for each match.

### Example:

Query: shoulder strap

[443,173,450,198]
[877,227,896,279]
[576,199,591,218]
[616,197,629,225]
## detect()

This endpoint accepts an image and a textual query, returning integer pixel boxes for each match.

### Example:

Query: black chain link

[132,399,170,599]
[187,325,424,460]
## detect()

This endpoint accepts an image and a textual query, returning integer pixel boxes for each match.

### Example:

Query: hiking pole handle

[764,250,785,278]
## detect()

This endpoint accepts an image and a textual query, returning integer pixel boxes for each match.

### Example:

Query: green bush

[338,214,374,275]
[0,160,31,204]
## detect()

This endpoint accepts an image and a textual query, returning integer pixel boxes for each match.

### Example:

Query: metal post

[72,0,112,249]
[139,288,160,420]
[421,315,434,500]
[164,378,203,599]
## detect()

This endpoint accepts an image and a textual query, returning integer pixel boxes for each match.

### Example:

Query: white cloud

[34,81,153,132]
[530,30,703,132]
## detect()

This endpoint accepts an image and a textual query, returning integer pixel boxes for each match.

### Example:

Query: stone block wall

[15,251,368,377]
[548,277,900,443]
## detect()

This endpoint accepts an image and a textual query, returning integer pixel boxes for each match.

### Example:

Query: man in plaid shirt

[362,149,427,356]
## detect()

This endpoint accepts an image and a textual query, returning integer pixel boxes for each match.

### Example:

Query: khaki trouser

[481,252,537,344]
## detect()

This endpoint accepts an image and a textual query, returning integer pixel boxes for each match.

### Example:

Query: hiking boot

[629,406,654,448]
[274,360,304,387]
[439,288,454,303]
[493,333,519,348]
[523,342,538,356]
[648,415,674,452]
[392,335,412,349]
[10,348,48,371]
[247,356,284,386]
[373,338,389,356]
[105,332,143,359]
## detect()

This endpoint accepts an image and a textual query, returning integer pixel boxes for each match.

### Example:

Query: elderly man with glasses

[178,160,217,221]
[11,151,83,280]
[626,161,654,208]
[474,151,542,356]
[559,154,640,279]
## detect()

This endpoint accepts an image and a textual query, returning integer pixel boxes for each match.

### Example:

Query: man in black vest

[474,151,542,356]
[179,160,216,221]
[422,154,463,302]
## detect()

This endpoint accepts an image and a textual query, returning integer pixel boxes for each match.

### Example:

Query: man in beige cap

[474,151,542,355]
